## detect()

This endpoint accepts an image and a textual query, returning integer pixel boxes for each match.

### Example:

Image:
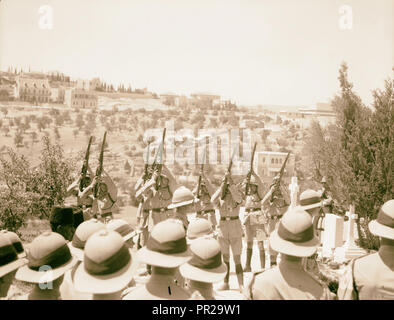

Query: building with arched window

[16,77,50,103]
[64,88,98,108]
[256,151,295,179]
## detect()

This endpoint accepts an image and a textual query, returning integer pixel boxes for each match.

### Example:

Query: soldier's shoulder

[253,268,279,286]
[122,285,147,300]
[353,252,379,272]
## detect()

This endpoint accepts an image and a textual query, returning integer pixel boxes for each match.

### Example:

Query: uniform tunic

[122,274,191,300]
[212,183,243,256]
[338,245,394,300]
[243,176,268,243]
[136,166,178,226]
[250,259,333,300]
[193,176,217,227]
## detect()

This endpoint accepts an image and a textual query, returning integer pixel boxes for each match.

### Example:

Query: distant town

[0,67,335,118]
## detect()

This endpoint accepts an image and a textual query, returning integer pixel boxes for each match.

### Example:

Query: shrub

[0,136,77,232]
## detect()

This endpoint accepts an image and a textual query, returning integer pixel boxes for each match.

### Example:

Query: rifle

[197,148,206,199]
[152,128,166,189]
[93,131,107,199]
[143,142,151,182]
[79,136,93,192]
[261,152,290,205]
[245,142,257,195]
[221,148,237,200]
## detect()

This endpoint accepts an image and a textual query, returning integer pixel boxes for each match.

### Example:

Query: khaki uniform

[134,176,153,247]
[192,175,217,227]
[122,274,191,300]
[60,262,92,300]
[136,165,178,227]
[249,259,333,300]
[79,172,118,220]
[263,187,288,264]
[211,183,243,256]
[338,245,394,300]
[243,176,268,243]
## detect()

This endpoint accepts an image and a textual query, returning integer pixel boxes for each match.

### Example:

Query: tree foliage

[0,136,77,232]
[304,63,393,250]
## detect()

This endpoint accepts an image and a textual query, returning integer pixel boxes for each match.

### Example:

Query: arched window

[271,158,274,164]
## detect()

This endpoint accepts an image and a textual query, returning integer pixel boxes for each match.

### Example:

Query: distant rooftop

[191,92,220,98]
[256,151,291,156]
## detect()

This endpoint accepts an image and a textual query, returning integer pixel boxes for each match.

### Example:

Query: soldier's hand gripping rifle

[261,152,290,205]
[152,128,166,190]
[221,148,237,200]
[135,141,151,249]
[92,131,107,219]
[143,142,151,182]
[79,136,93,192]
[245,142,257,196]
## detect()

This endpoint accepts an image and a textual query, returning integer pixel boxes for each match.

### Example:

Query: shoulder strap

[248,271,264,300]
[351,254,369,300]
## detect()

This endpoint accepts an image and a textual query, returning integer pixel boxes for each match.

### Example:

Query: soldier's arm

[162,165,179,192]
[66,175,81,195]
[252,172,265,199]
[192,183,198,195]
[260,186,275,206]
[134,176,145,192]
[79,182,94,199]
[209,211,218,227]
[228,183,242,204]
[202,174,215,197]
[210,187,222,207]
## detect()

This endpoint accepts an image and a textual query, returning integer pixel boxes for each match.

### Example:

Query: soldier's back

[251,263,329,300]
[354,250,394,300]
[122,283,191,300]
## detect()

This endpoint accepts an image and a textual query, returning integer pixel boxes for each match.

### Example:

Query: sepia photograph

[0,0,392,305]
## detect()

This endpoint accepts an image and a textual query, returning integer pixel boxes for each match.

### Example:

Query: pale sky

[0,0,392,106]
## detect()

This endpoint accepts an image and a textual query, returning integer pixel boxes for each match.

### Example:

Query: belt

[197,210,215,215]
[245,208,261,213]
[220,216,239,221]
[80,204,92,209]
[151,207,168,213]
[269,215,282,220]
[143,209,150,214]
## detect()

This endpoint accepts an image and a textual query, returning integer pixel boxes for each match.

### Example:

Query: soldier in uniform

[135,164,178,226]
[187,218,215,245]
[0,234,27,299]
[80,170,119,221]
[211,171,244,292]
[192,170,217,229]
[15,232,78,300]
[122,219,192,300]
[179,238,229,300]
[248,207,334,300]
[262,175,289,267]
[338,199,394,300]
[134,170,152,249]
[168,186,199,230]
[72,229,138,300]
[241,170,268,272]
[61,219,106,300]
[299,189,330,241]
[65,165,94,225]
